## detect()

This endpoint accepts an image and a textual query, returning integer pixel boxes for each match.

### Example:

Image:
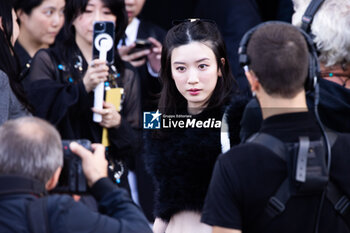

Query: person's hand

[83,59,109,93]
[119,44,151,67]
[69,142,108,187]
[91,101,121,128]
[147,37,162,73]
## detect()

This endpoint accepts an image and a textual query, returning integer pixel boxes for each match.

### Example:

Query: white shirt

[117,18,140,47]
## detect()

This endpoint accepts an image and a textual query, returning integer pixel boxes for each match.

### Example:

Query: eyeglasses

[171,18,216,26]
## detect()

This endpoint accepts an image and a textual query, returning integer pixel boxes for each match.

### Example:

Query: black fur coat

[144,94,249,221]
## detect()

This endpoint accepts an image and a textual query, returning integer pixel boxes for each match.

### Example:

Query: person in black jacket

[145,19,248,233]
[0,117,152,233]
[24,0,141,189]
[13,0,65,79]
[201,22,350,233]
[117,0,166,222]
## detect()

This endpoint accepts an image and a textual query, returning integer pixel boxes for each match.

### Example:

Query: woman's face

[73,0,117,46]
[18,0,65,46]
[125,0,145,24]
[171,41,221,112]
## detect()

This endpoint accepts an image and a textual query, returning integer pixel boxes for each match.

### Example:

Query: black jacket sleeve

[48,178,152,233]
[24,49,91,125]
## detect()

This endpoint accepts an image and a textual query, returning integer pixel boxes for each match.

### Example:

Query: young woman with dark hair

[24,0,141,189]
[14,0,65,79]
[145,19,248,232]
[0,0,30,125]
[158,21,234,116]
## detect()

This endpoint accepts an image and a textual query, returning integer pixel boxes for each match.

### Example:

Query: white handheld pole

[93,33,113,122]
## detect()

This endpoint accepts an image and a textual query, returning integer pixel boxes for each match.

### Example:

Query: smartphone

[128,39,153,61]
[92,21,115,64]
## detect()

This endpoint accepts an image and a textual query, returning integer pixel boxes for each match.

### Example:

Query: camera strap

[27,196,50,233]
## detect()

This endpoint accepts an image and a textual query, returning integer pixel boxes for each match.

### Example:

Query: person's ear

[0,17,3,31]
[217,58,225,77]
[45,167,62,191]
[16,9,26,24]
[245,70,260,92]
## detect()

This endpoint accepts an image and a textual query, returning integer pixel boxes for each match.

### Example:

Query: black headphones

[238,21,320,92]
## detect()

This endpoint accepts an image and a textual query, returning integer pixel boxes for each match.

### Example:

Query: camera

[52,139,91,194]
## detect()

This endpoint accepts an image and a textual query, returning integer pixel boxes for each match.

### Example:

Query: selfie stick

[93,33,113,122]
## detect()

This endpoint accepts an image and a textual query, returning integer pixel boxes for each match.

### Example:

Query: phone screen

[92,21,115,64]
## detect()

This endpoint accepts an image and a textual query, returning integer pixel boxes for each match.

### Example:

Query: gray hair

[0,117,63,183]
[292,0,350,66]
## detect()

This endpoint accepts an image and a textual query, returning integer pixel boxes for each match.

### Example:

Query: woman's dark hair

[0,0,32,111]
[159,20,236,115]
[13,0,44,16]
[62,0,127,74]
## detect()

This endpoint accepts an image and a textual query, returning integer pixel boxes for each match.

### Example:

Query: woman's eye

[198,64,208,70]
[84,8,93,13]
[102,7,112,15]
[176,66,186,72]
[44,10,54,16]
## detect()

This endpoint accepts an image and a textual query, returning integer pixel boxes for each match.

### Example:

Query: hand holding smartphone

[129,39,153,54]
[92,21,115,123]
[128,39,153,61]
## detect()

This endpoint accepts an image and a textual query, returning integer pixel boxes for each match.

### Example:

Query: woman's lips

[188,88,201,96]
[48,32,58,37]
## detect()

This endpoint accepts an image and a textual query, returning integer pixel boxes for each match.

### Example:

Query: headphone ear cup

[238,27,257,68]
[305,55,315,91]
[299,29,319,92]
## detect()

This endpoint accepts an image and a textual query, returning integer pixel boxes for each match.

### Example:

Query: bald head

[0,117,63,183]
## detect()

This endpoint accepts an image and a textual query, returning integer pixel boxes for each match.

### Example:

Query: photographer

[0,117,152,233]
[201,23,350,233]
